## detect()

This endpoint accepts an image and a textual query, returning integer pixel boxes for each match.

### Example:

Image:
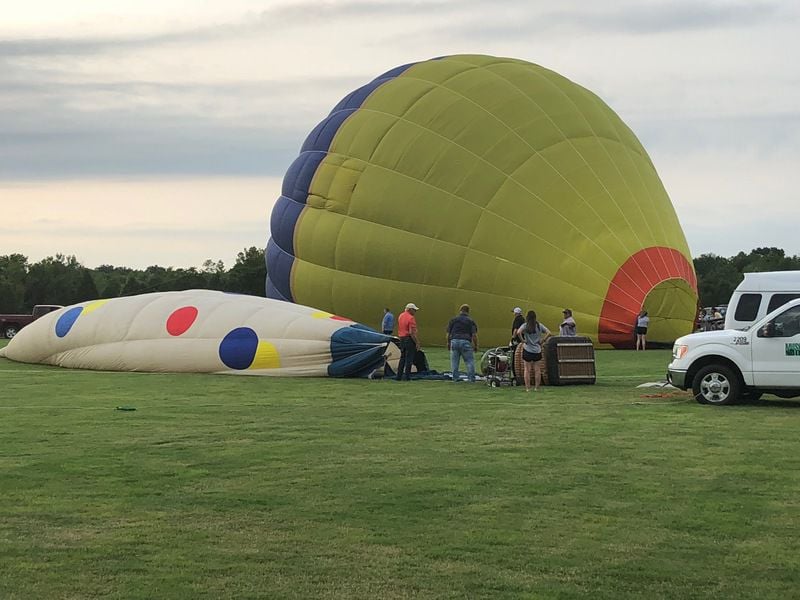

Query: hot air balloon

[266,54,697,348]
[0,290,397,377]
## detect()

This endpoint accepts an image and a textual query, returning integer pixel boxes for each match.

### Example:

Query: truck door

[752,304,800,387]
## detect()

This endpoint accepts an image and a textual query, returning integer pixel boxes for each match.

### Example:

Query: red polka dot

[167,306,198,336]
[330,315,352,321]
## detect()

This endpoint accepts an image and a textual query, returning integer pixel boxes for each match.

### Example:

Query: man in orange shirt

[395,302,420,381]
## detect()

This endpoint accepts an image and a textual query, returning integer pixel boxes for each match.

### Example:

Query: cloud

[431,0,792,43]
[0,63,371,178]
[0,0,462,57]
[632,112,800,157]
[1,0,799,265]
[0,177,281,269]
[545,1,783,34]
[0,107,301,179]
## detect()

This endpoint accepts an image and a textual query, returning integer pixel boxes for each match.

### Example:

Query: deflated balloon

[266,54,697,347]
[0,290,396,377]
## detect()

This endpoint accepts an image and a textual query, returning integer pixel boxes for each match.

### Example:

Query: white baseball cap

[405,303,419,311]
[513,307,522,314]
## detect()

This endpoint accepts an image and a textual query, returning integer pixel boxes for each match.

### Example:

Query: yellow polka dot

[250,341,281,369]
[311,310,334,319]
[83,299,110,314]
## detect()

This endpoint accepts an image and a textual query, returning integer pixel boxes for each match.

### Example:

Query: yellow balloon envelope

[266,55,697,347]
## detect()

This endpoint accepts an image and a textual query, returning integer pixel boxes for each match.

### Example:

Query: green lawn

[2,340,800,599]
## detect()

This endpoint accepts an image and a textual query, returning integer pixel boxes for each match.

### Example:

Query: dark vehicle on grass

[0,305,63,338]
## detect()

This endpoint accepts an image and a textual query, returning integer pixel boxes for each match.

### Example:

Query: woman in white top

[635,309,650,351]
[516,310,550,392]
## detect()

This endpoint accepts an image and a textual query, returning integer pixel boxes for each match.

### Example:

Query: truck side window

[769,306,800,338]
[767,293,800,313]
[734,293,761,322]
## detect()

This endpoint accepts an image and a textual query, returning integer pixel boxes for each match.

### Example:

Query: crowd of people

[696,306,724,332]
[383,303,582,391]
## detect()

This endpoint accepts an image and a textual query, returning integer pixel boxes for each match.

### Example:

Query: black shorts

[522,349,542,362]
[636,326,648,335]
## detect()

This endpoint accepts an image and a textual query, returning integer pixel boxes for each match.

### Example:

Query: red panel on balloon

[598,247,696,348]
[166,306,199,336]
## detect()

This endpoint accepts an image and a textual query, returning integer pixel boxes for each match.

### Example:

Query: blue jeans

[450,339,475,382]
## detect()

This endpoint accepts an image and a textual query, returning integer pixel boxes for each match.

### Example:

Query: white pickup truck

[668,298,800,405]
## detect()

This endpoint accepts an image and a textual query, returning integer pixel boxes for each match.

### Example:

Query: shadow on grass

[745,396,800,409]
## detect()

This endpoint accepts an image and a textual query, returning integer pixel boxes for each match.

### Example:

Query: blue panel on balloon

[328,325,393,377]
[265,238,295,303]
[55,306,83,338]
[265,61,417,302]
[219,327,258,370]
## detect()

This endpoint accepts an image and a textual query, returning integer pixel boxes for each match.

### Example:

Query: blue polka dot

[219,327,258,370]
[55,307,84,338]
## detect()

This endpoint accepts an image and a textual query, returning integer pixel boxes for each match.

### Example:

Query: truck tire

[4,325,19,339]
[693,364,741,405]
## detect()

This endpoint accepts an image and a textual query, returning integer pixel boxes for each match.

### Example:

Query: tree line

[0,247,266,314]
[694,247,800,307]
[1,246,798,314]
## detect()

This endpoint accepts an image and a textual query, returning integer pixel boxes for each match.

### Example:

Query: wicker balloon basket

[514,337,596,386]
[545,336,596,385]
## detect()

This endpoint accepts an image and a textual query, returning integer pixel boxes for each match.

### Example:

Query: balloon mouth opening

[640,278,698,347]
[598,247,698,348]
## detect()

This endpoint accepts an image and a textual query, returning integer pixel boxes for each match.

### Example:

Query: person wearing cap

[559,309,577,337]
[395,303,420,381]
[511,307,525,342]
[446,304,479,383]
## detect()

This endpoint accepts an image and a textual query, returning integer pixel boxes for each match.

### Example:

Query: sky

[1,0,798,269]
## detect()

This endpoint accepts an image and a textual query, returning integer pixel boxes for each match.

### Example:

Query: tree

[24,254,86,307]
[75,269,99,302]
[0,254,29,313]
[118,272,149,297]
[694,248,800,306]
[225,247,267,296]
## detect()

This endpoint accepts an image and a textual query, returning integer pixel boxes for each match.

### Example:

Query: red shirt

[397,310,417,337]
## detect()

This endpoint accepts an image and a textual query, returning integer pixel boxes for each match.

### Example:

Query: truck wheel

[3,325,18,339]
[693,364,741,405]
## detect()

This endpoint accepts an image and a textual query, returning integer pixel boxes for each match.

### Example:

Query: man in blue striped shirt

[382,308,394,335]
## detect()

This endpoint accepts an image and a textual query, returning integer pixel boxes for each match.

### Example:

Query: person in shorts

[635,309,649,351]
[515,310,550,392]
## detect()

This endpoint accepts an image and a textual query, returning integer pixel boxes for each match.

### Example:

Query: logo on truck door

[786,343,800,356]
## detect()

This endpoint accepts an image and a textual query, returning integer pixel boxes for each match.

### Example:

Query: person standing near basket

[516,310,550,392]
[559,309,577,336]
[510,307,525,344]
[395,303,420,381]
[446,304,479,383]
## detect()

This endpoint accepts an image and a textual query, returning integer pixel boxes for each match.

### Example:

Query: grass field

[3,339,800,599]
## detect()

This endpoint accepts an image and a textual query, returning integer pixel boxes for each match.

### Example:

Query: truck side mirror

[758,323,775,338]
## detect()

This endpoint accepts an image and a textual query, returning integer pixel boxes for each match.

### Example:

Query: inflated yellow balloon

[266,55,697,347]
